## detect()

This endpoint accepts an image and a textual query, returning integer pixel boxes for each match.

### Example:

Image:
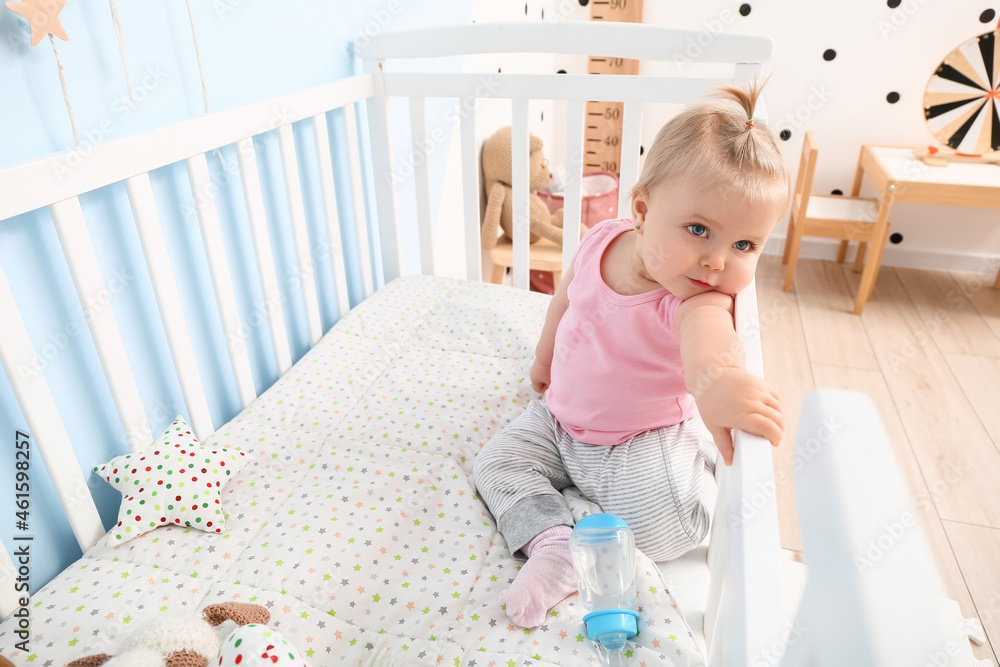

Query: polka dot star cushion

[94,416,250,544]
[216,624,307,665]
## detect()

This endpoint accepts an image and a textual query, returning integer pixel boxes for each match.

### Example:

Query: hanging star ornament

[5,0,69,46]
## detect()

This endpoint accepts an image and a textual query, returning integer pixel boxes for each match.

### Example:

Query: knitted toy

[480,126,572,250]
[65,602,272,667]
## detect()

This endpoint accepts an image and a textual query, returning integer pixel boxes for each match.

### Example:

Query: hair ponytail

[630,77,790,207]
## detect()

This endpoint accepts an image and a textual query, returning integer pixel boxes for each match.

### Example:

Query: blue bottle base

[583,608,639,645]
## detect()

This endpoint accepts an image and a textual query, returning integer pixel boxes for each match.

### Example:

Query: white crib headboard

[357,21,775,291]
[0,21,785,666]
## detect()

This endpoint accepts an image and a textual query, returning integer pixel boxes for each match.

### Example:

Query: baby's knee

[472,437,512,486]
[635,500,712,562]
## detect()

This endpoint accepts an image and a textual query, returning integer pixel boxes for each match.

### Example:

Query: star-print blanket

[0,275,706,666]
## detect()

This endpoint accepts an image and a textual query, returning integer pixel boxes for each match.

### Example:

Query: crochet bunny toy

[64,602,306,667]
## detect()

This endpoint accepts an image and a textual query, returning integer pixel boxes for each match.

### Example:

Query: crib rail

[0,75,377,619]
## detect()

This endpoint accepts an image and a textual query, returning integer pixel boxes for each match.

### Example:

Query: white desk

[849,145,1000,314]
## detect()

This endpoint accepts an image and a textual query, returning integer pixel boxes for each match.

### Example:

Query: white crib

[0,20,982,667]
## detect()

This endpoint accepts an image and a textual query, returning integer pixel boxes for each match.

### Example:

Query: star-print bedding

[0,275,708,667]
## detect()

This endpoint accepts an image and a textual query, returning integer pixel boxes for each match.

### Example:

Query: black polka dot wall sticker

[890,233,904,244]
[739,4,751,16]
[981,9,996,22]
[579,0,589,5]
[823,49,837,61]
[831,189,843,195]
[887,0,901,7]
[525,3,528,15]
[887,91,900,103]
[639,145,644,156]
[780,129,792,141]
[557,69,567,74]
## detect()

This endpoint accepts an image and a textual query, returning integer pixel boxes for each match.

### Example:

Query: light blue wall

[0,0,470,594]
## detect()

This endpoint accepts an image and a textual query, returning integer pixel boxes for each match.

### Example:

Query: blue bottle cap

[574,513,630,531]
[583,608,639,643]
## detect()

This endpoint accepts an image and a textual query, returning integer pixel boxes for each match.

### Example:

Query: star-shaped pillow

[94,416,250,544]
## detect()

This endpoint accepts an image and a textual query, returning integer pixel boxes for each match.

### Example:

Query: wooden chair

[489,237,564,289]
[782,132,890,314]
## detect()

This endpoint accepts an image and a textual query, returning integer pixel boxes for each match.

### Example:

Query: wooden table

[849,145,1000,314]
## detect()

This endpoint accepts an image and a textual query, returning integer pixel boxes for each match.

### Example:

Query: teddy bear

[480,125,573,250]
[64,602,306,667]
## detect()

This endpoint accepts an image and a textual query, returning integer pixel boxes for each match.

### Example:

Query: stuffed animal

[63,602,304,667]
[480,126,572,250]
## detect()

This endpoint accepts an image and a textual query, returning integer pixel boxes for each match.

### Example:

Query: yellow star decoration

[5,0,69,46]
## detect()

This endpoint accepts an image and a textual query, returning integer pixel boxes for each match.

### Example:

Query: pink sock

[500,525,577,627]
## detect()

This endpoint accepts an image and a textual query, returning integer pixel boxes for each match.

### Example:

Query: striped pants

[473,399,717,562]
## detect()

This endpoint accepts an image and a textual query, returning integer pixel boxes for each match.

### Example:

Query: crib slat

[277,124,323,346]
[125,173,215,440]
[409,97,435,275]
[0,264,106,553]
[311,114,351,319]
[460,105,481,282]
[49,197,149,451]
[234,138,294,375]
[617,100,642,219]
[185,154,257,408]
[510,99,530,291]
[344,103,374,298]
[362,60,403,286]
[562,99,585,274]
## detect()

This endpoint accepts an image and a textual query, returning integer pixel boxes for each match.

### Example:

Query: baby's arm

[677,291,783,465]
[530,262,575,393]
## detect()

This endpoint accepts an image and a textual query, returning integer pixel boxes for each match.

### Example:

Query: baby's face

[632,178,784,299]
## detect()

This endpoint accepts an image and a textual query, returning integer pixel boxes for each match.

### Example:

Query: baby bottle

[570,513,639,666]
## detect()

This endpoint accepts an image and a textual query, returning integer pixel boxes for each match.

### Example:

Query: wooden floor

[757,252,1000,665]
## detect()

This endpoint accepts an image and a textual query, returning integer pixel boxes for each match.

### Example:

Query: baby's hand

[530,359,551,394]
[693,367,783,466]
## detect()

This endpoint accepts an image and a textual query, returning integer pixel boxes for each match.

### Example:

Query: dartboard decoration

[924,29,1000,154]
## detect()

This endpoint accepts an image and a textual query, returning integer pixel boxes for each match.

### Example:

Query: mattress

[0,275,711,666]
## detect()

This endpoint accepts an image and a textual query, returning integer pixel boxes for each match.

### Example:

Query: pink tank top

[545,218,695,445]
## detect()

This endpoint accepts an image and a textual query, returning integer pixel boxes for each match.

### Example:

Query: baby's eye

[686,224,708,238]
[733,240,756,252]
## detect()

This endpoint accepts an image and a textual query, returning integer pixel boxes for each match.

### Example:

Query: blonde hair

[630,80,790,207]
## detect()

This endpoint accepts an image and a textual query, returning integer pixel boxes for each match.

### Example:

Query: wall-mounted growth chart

[585,0,644,174]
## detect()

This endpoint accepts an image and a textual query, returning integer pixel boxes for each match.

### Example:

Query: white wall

[437,0,1000,275]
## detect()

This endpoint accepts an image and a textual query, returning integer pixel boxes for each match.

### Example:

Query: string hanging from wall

[183,0,227,168]
[107,0,134,104]
[5,0,80,146]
